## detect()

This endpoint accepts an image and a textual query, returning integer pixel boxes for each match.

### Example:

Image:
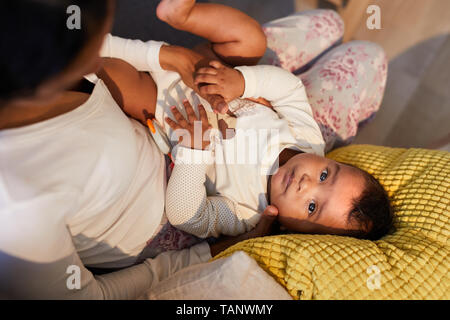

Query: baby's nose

[297,174,310,191]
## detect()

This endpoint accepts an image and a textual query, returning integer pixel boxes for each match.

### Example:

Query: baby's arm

[196,62,326,155]
[164,101,257,238]
[100,34,166,73]
[97,58,157,125]
[165,147,255,238]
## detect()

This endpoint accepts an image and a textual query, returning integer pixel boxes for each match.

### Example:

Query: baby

[99,0,393,241]
[165,99,393,241]
[156,0,393,241]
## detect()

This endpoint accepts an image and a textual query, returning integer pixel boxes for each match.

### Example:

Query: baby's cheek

[277,200,302,221]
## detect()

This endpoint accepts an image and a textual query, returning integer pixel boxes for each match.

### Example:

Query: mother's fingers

[257,205,279,230]
[182,100,197,122]
[209,60,224,69]
[197,104,209,124]
[171,106,188,126]
[165,117,181,130]
[263,205,279,218]
[259,206,279,226]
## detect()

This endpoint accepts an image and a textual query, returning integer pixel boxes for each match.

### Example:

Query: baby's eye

[320,169,328,182]
[308,200,316,216]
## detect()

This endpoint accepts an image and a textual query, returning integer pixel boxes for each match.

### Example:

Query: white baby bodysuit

[153,59,326,238]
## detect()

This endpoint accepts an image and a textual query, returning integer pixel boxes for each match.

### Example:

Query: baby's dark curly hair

[346,165,394,240]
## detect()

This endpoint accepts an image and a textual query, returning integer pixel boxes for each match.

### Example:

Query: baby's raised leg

[156,0,267,66]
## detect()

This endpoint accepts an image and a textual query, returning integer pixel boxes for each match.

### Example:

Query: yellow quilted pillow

[213,145,449,299]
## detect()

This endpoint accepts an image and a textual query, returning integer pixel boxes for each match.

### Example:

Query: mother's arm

[0,198,212,300]
[0,209,277,299]
[0,239,212,299]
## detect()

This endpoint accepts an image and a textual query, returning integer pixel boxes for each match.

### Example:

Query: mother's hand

[159,45,228,113]
[248,205,279,239]
[209,205,279,257]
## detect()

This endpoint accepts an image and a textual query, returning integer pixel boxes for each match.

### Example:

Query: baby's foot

[156,0,196,29]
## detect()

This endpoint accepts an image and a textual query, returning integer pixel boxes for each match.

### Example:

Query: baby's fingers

[196,67,218,75]
[199,84,222,97]
[207,95,228,114]
[194,74,220,86]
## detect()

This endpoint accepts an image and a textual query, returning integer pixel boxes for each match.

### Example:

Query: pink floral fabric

[260,10,344,72]
[137,219,203,261]
[261,10,388,152]
[299,41,387,151]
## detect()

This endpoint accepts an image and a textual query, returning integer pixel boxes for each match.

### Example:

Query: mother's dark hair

[0,0,109,101]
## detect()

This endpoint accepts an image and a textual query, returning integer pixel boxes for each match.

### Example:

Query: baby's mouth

[284,170,295,193]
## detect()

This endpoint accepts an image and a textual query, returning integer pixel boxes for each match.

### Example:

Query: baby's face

[270,153,365,235]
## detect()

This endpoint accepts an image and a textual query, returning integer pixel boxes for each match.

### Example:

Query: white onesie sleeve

[235,65,325,156]
[165,147,256,238]
[99,33,167,73]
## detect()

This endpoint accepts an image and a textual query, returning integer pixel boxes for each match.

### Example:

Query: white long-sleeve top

[163,65,325,238]
[0,34,211,299]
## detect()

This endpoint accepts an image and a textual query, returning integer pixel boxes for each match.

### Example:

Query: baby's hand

[165,100,212,150]
[194,61,245,113]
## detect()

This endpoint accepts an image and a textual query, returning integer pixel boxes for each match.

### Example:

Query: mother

[0,0,274,299]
